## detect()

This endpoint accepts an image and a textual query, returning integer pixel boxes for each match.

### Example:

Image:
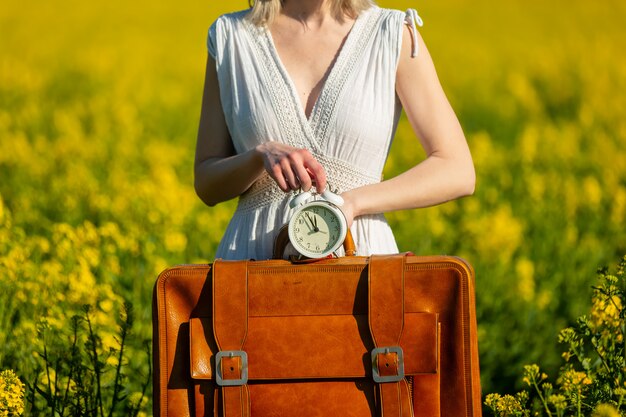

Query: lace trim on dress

[318,153,381,191]
[310,7,382,148]
[243,20,309,150]
[236,154,380,213]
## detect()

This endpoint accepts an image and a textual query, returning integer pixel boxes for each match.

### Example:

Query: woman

[194,0,475,259]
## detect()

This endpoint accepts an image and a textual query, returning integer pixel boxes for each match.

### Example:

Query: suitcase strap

[369,254,409,417]
[212,260,250,417]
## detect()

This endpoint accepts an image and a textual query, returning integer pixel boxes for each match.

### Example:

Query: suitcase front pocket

[189,313,439,416]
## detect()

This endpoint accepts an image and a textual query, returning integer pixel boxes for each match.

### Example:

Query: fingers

[304,157,327,193]
[291,161,313,192]
[260,143,326,193]
[270,163,289,192]
[275,154,305,192]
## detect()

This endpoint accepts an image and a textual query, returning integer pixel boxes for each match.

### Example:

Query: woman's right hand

[255,142,327,193]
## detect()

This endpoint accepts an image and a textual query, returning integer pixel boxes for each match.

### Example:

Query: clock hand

[311,214,320,232]
[305,213,320,232]
[304,213,316,232]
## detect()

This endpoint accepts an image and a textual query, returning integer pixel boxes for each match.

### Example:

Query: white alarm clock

[288,189,348,259]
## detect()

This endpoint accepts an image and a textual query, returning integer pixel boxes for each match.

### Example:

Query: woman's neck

[281,0,334,25]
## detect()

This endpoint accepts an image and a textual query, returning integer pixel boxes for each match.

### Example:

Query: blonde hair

[247,0,375,26]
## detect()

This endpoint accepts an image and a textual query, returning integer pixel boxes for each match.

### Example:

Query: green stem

[589,337,612,374]
[60,318,80,416]
[43,343,52,406]
[85,308,105,417]
[108,305,130,417]
[130,342,152,417]
[602,287,625,372]
[53,358,61,413]
[532,377,553,417]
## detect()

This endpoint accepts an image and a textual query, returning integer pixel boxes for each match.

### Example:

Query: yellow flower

[590,292,622,330]
[592,403,620,417]
[465,204,525,264]
[522,364,541,386]
[611,187,626,226]
[128,391,148,409]
[0,369,26,416]
[164,231,188,253]
[515,258,535,302]
[558,369,592,393]
[485,392,526,416]
[582,176,602,209]
[485,393,501,410]
[0,195,5,225]
[547,394,567,410]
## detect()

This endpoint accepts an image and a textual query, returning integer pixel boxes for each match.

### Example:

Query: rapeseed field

[1,0,625,414]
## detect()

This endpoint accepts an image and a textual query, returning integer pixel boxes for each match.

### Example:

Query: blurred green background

[1,0,625,411]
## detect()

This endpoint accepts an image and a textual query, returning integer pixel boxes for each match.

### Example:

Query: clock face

[288,201,347,258]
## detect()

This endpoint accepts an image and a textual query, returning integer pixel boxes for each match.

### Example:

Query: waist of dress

[236,156,382,213]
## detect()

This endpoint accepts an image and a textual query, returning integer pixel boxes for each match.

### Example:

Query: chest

[269,19,355,117]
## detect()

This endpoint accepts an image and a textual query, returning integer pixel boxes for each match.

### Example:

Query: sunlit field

[1,0,625,414]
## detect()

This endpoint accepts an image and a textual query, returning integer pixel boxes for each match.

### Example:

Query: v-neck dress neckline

[263,14,362,123]
[257,7,376,151]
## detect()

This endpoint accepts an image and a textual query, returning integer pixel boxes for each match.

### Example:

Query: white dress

[208,6,423,260]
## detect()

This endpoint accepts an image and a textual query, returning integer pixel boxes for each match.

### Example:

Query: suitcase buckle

[215,350,248,386]
[371,346,405,383]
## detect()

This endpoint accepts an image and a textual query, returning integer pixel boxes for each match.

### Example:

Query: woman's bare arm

[194,56,327,206]
[341,26,475,225]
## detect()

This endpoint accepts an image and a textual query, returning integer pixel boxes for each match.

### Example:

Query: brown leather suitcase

[152,254,482,417]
